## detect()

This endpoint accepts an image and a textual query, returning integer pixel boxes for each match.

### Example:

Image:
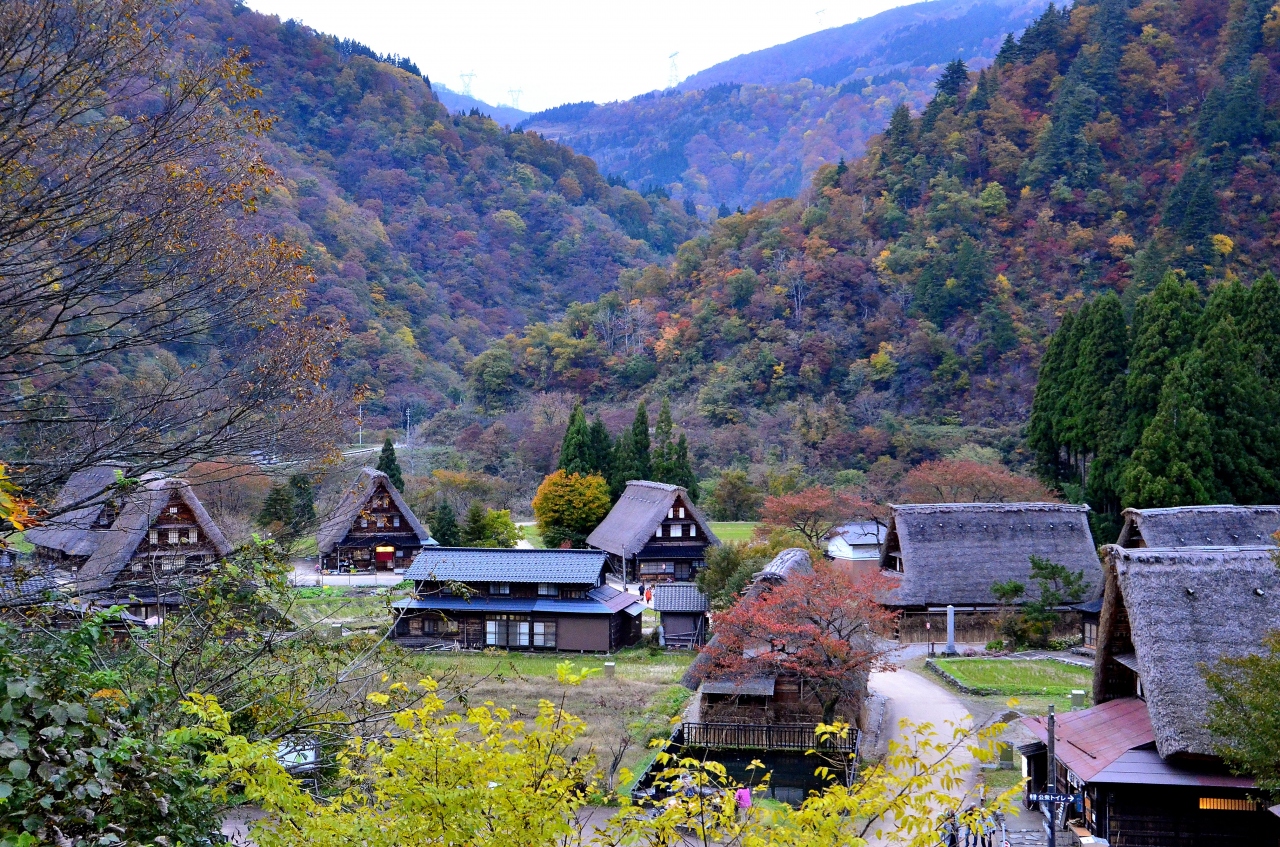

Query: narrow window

[149,529,158,545]
[655,524,662,538]
[168,529,180,544]
[486,619,499,646]
[678,507,686,519]
[376,515,386,528]
[393,516,401,527]
[188,528,198,543]
[361,518,368,528]
[516,620,530,646]
[667,509,674,519]
[690,524,697,537]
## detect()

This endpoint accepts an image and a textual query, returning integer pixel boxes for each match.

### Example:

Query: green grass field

[934,658,1093,698]
[709,521,759,542]
[520,524,545,548]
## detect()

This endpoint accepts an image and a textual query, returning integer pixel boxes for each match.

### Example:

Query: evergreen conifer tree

[883,104,916,163]
[935,58,970,98]
[429,500,460,547]
[996,33,1019,66]
[461,501,489,546]
[631,402,651,479]
[651,399,675,481]
[258,485,295,530]
[1070,293,1128,513]
[609,402,652,499]
[557,404,592,475]
[1121,362,1217,508]
[376,437,405,492]
[1242,272,1280,384]
[673,434,699,502]
[288,473,316,529]
[1124,274,1202,449]
[586,415,613,478]
[1028,311,1075,484]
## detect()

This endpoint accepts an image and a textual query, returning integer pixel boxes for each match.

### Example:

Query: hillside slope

[180,1,699,430]
[520,0,1048,210]
[433,83,530,126]
[475,0,1280,487]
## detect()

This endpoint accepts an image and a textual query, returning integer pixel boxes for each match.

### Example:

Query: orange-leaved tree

[701,562,898,724]
[897,459,1055,503]
[532,470,611,549]
[758,486,884,547]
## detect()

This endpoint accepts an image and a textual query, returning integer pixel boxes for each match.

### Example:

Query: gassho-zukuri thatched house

[1020,545,1280,845]
[586,481,718,584]
[1116,505,1280,548]
[680,549,846,725]
[390,547,644,651]
[316,468,435,571]
[27,468,232,622]
[877,502,1101,642]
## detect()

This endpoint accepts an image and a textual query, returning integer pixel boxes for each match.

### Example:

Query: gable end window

[690,524,697,537]
[678,507,686,518]
[670,524,683,538]
[393,516,400,527]
[168,529,180,544]
[188,528,198,543]
[149,529,158,545]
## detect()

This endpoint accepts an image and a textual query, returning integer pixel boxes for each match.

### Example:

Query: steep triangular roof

[25,465,127,558]
[1117,505,1280,548]
[879,502,1100,607]
[74,478,232,594]
[586,481,718,558]
[316,468,433,554]
[1097,544,1280,759]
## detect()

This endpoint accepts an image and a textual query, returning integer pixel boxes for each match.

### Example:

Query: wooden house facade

[586,481,718,583]
[1020,545,1280,846]
[316,468,435,571]
[28,469,232,622]
[390,548,643,652]
[877,502,1101,642]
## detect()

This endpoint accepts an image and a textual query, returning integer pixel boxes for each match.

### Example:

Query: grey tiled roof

[406,547,607,585]
[651,582,710,612]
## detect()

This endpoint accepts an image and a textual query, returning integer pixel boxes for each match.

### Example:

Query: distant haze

[242,0,915,113]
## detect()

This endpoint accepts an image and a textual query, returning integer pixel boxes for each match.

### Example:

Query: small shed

[316,468,435,571]
[586,481,718,583]
[651,582,710,648]
[1116,505,1280,548]
[826,520,885,578]
[1019,545,1280,844]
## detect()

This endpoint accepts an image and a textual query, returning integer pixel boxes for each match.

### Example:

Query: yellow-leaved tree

[532,469,612,548]
[186,680,1022,847]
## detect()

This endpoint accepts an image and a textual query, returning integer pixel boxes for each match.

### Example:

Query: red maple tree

[757,486,885,547]
[702,564,899,724]
[896,459,1055,504]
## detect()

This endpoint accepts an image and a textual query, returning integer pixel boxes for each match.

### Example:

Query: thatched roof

[315,468,433,554]
[681,548,812,690]
[586,481,718,558]
[878,503,1101,608]
[1117,506,1280,548]
[75,478,232,595]
[1099,544,1280,759]
[25,465,126,557]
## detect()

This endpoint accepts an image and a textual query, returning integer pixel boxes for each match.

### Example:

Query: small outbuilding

[586,481,718,583]
[1021,544,1280,845]
[877,502,1101,642]
[651,582,710,648]
[391,547,643,651]
[316,468,435,571]
[1116,505,1280,548]
[825,520,885,579]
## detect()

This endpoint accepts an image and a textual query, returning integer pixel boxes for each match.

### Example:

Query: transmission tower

[459,71,476,96]
[668,52,680,88]
[508,88,522,109]
[816,8,826,27]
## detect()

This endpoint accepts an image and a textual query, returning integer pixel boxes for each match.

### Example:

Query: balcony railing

[681,722,858,753]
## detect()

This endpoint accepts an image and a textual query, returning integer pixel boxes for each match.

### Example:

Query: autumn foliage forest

[25,0,1280,522]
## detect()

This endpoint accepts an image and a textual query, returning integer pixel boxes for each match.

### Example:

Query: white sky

[243,0,914,113]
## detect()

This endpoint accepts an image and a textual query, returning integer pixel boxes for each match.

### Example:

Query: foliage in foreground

[187,685,1020,847]
[1204,630,1280,800]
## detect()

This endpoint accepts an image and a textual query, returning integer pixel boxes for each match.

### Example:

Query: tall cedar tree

[586,415,614,478]
[1120,361,1216,507]
[1123,274,1202,450]
[610,402,651,499]
[376,438,405,492]
[288,474,316,528]
[429,500,461,547]
[461,502,488,546]
[558,404,592,475]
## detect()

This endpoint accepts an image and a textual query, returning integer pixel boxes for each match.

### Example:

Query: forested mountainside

[519,0,1048,210]
[433,83,530,127]
[179,1,699,429]
[464,0,1280,499]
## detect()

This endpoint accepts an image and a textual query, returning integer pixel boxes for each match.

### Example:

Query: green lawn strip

[291,535,320,558]
[2,532,33,554]
[521,524,546,548]
[708,522,759,543]
[410,646,695,683]
[934,658,1091,697]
